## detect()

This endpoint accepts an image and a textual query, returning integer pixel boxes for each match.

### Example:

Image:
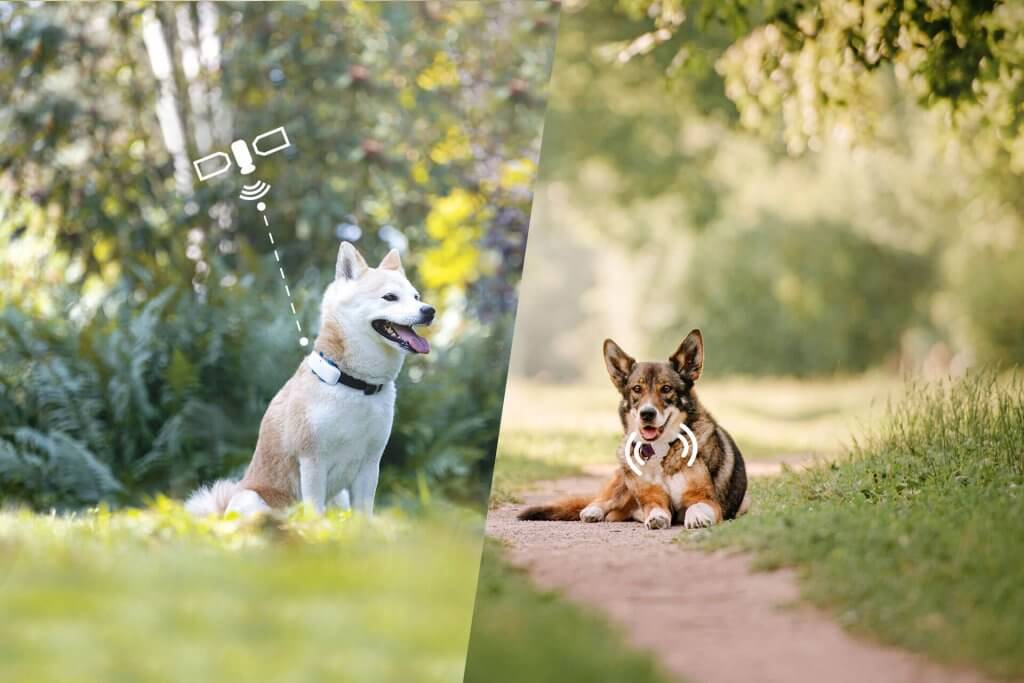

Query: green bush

[387,317,512,504]
[962,245,1024,366]
[0,283,293,509]
[676,218,932,376]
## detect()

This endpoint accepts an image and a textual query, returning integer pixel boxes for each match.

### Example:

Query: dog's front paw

[580,505,605,523]
[645,507,672,530]
[683,502,717,529]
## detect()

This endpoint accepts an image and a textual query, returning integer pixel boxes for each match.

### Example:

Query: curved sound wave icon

[624,424,699,476]
[239,181,271,201]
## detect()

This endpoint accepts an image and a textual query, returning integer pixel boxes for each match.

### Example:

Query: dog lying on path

[519,330,749,529]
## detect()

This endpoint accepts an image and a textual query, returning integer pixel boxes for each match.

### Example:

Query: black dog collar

[308,351,384,395]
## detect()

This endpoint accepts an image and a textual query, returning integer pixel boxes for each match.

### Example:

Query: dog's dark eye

[414,293,420,301]
[660,385,673,394]
[631,385,642,394]
[382,293,398,302]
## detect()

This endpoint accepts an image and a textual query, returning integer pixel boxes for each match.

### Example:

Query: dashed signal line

[259,204,308,347]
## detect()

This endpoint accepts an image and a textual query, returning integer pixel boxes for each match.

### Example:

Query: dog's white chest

[307,380,395,493]
[642,464,689,511]
[665,471,688,509]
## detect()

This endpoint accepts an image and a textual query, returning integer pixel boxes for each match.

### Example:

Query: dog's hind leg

[581,468,634,522]
[225,489,271,516]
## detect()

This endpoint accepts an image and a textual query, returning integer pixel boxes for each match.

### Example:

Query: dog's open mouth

[639,424,663,441]
[372,320,430,354]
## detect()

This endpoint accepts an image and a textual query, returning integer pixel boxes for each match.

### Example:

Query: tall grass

[697,372,1024,678]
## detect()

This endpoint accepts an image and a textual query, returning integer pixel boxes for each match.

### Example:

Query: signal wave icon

[239,181,271,202]
[624,424,699,476]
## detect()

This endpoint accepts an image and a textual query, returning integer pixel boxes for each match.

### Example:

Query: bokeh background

[498,0,1024,466]
[0,1,558,510]
[515,0,1024,384]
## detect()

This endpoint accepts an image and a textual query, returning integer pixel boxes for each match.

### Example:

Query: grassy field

[0,500,484,683]
[691,374,1024,679]
[462,541,674,683]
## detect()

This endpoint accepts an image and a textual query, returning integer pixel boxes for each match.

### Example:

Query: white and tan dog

[185,241,434,516]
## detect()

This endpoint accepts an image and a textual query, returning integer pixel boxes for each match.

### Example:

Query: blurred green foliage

[516,1,1023,379]
[0,500,484,682]
[0,2,557,509]
[682,217,933,376]
[538,0,735,232]
[961,244,1024,366]
[606,1,1024,170]
[1,2,555,304]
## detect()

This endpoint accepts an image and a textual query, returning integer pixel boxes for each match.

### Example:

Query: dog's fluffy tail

[184,478,240,516]
[518,495,592,521]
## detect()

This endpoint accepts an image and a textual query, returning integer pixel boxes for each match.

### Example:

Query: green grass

[462,541,675,683]
[0,499,484,683]
[689,374,1024,679]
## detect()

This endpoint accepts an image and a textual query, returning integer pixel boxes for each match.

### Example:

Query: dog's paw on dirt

[683,502,716,529]
[580,505,605,523]
[645,508,672,530]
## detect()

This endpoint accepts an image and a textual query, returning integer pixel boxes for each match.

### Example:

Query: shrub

[675,217,932,376]
[961,244,1024,366]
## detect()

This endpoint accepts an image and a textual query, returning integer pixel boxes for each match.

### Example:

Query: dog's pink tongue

[395,325,430,354]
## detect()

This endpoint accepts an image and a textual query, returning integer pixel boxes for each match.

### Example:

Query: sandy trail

[488,464,989,683]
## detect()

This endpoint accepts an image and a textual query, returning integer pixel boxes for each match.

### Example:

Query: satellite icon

[192,126,291,182]
[240,181,271,202]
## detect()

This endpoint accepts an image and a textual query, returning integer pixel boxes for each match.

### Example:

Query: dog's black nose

[419,305,436,322]
[639,407,657,422]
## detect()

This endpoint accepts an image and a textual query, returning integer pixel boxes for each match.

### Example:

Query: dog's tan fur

[519,330,749,529]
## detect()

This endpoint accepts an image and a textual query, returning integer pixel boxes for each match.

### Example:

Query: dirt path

[489,464,989,683]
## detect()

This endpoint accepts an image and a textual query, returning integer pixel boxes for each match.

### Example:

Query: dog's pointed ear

[335,241,369,281]
[378,248,404,274]
[670,329,704,383]
[603,339,635,391]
